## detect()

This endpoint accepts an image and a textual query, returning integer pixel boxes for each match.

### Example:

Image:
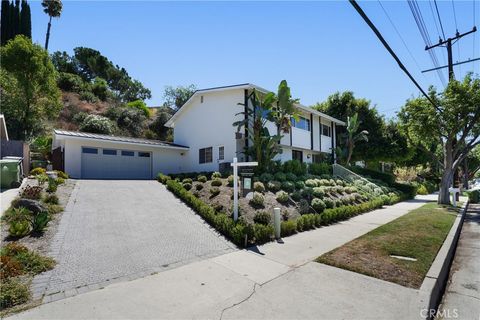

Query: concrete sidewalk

[438,203,480,320]
[8,195,437,320]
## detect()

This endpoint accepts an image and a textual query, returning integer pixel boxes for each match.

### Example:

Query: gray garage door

[81,147,152,179]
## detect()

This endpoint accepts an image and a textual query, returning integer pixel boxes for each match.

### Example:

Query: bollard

[273,207,281,239]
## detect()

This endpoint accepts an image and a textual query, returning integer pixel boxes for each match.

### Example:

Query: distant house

[53,84,345,179]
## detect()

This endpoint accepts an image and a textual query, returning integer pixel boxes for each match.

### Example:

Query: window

[138,152,151,157]
[292,116,311,131]
[82,147,98,154]
[292,150,303,163]
[121,150,134,156]
[322,124,331,137]
[199,147,213,164]
[312,154,324,163]
[103,149,117,155]
[218,146,224,161]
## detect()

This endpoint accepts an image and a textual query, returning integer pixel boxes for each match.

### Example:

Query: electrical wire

[428,0,447,63]
[434,0,446,40]
[451,0,462,75]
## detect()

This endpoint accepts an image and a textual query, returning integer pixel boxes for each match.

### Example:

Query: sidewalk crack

[219,283,259,320]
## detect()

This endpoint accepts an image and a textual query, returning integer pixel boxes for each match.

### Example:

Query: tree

[42,0,62,50]
[149,108,174,141]
[341,113,368,166]
[268,80,299,136]
[313,91,409,164]
[398,74,480,204]
[126,99,150,118]
[163,85,196,110]
[19,0,30,38]
[1,0,10,45]
[0,35,61,140]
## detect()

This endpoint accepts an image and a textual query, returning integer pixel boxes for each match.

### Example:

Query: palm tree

[41,0,62,50]
[343,113,369,166]
[268,80,299,136]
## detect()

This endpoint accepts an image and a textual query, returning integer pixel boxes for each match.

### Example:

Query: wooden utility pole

[424,27,477,194]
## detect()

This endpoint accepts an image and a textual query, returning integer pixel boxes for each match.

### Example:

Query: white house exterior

[54,83,344,179]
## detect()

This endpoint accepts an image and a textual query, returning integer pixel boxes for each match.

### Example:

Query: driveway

[34,180,235,301]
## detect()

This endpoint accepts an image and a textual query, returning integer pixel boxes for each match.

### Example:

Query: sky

[28,0,479,119]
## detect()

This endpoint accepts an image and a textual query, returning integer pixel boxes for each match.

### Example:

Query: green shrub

[30,167,46,176]
[195,184,204,191]
[211,179,223,187]
[92,77,109,101]
[296,214,316,231]
[312,187,325,199]
[280,220,297,237]
[46,204,63,215]
[267,181,281,192]
[392,182,417,199]
[295,181,305,189]
[253,182,265,193]
[274,172,287,182]
[0,278,30,309]
[260,173,274,183]
[308,162,331,176]
[182,183,192,191]
[55,177,65,185]
[311,198,326,213]
[276,191,289,203]
[197,175,208,183]
[182,178,193,184]
[57,72,84,92]
[157,173,171,184]
[43,193,59,205]
[36,174,48,186]
[318,179,330,186]
[126,100,150,118]
[281,181,295,193]
[46,178,57,193]
[290,191,302,201]
[283,160,307,175]
[32,212,50,233]
[301,187,313,199]
[210,187,220,197]
[298,199,310,214]
[250,192,265,207]
[324,198,335,209]
[227,175,234,187]
[8,220,31,238]
[253,211,271,225]
[466,189,479,204]
[253,224,274,244]
[211,172,222,179]
[344,187,353,194]
[336,179,345,186]
[305,179,317,188]
[285,172,297,182]
[416,184,428,195]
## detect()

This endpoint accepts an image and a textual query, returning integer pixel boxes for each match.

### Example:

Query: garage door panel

[81,147,151,179]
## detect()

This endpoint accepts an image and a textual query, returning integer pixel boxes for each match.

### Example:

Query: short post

[449,187,460,207]
[273,207,281,239]
[233,157,238,221]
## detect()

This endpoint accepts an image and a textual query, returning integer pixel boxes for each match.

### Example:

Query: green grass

[316,202,457,288]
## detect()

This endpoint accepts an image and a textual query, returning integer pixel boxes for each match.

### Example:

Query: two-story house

[53,83,344,179]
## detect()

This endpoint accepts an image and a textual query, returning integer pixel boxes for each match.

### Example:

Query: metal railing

[332,164,383,195]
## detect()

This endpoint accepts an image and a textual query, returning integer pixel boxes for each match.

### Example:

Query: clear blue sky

[28,1,478,118]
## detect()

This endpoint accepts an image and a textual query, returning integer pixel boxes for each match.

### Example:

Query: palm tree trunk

[45,16,51,50]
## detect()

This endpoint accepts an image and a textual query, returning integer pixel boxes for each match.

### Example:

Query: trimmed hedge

[350,166,396,186]
[466,189,479,203]
[392,182,417,199]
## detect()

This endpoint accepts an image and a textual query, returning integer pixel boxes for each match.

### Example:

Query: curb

[417,200,469,320]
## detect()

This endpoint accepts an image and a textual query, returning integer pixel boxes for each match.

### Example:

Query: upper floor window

[199,147,213,164]
[322,124,331,137]
[292,116,311,131]
[218,146,224,161]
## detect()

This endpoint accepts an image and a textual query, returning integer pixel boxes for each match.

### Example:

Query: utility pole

[424,27,477,195]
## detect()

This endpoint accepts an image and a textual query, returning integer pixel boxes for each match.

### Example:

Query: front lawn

[316,202,458,288]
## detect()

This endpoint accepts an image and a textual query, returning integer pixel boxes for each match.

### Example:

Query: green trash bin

[0,160,21,189]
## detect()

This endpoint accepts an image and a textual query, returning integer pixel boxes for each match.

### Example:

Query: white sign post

[231,157,258,221]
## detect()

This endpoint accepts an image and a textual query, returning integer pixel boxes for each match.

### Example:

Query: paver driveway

[35,180,235,301]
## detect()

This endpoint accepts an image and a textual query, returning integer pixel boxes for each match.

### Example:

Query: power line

[434,0,446,40]
[474,0,477,73]
[408,0,447,86]
[451,0,462,75]
[348,0,438,109]
[377,1,427,82]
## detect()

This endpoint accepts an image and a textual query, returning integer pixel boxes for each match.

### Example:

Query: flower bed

[160,169,410,247]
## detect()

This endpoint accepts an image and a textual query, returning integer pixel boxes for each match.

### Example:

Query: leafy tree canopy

[0,35,61,140]
[163,84,196,110]
[51,47,151,102]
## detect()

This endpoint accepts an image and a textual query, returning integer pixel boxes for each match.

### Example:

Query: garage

[81,147,152,179]
[52,130,189,179]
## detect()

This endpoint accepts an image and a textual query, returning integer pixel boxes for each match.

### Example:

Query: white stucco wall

[58,138,186,178]
[171,89,245,172]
